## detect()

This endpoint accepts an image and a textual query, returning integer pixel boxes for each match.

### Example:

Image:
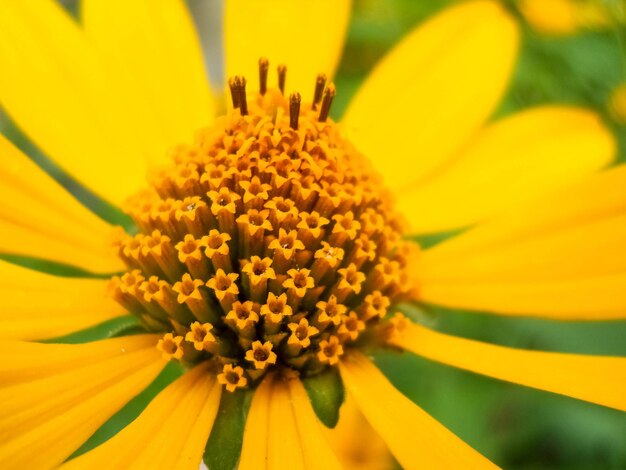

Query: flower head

[0,1,623,469]
[112,63,418,389]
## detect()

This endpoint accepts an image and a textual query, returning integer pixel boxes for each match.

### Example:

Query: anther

[277,64,287,95]
[259,57,269,95]
[236,76,249,116]
[312,73,327,110]
[289,93,301,130]
[318,83,336,122]
[228,77,241,109]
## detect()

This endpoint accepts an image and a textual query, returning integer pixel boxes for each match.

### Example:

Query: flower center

[110,59,419,391]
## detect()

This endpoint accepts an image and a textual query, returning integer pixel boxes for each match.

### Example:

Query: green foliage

[302,367,345,428]
[43,315,144,344]
[204,389,253,470]
[0,254,110,278]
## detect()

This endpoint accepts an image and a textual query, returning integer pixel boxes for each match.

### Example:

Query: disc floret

[111,59,419,391]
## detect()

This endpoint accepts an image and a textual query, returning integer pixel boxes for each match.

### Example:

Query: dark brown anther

[312,73,327,110]
[237,76,248,116]
[289,93,301,130]
[259,57,269,96]
[228,77,241,109]
[318,83,336,122]
[277,64,287,95]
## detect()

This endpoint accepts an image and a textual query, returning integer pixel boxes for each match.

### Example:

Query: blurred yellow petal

[286,378,342,470]
[82,0,215,165]
[0,335,164,468]
[400,107,615,234]
[0,260,126,340]
[418,165,626,318]
[391,322,626,412]
[518,0,579,35]
[62,363,221,470]
[325,395,393,470]
[225,0,352,96]
[609,82,626,124]
[0,134,123,273]
[519,0,611,36]
[239,374,340,470]
[343,0,519,192]
[0,0,147,204]
[340,352,498,470]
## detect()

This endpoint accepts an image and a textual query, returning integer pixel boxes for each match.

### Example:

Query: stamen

[258,57,269,95]
[228,77,241,109]
[236,75,249,116]
[318,83,336,122]
[277,64,287,95]
[312,73,326,110]
[289,93,301,130]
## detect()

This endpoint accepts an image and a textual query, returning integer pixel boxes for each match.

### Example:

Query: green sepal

[0,254,111,278]
[302,367,345,428]
[203,388,253,470]
[43,315,144,344]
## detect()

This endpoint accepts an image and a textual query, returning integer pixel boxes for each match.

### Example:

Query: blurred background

[1,0,625,468]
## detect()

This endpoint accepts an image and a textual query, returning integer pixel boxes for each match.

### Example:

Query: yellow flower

[518,0,612,35]
[0,0,624,468]
[609,82,626,124]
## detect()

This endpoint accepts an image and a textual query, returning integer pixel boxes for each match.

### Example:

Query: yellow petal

[390,322,626,412]
[239,375,272,470]
[523,0,615,36]
[267,376,305,470]
[325,395,393,470]
[418,165,626,318]
[0,259,125,340]
[239,374,341,470]
[62,363,221,470]
[399,107,615,234]
[82,0,215,165]
[339,352,498,470]
[0,335,165,468]
[225,0,352,96]
[0,0,148,204]
[343,0,519,192]
[0,134,124,273]
[419,274,626,320]
[286,378,342,470]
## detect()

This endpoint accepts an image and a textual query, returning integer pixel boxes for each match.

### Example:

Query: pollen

[111,58,419,391]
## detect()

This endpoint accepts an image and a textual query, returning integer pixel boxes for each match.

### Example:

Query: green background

[338,1,626,469]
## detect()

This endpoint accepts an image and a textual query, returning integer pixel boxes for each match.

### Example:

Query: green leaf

[67,361,185,460]
[302,367,345,428]
[204,389,253,470]
[0,254,110,278]
[43,315,144,344]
